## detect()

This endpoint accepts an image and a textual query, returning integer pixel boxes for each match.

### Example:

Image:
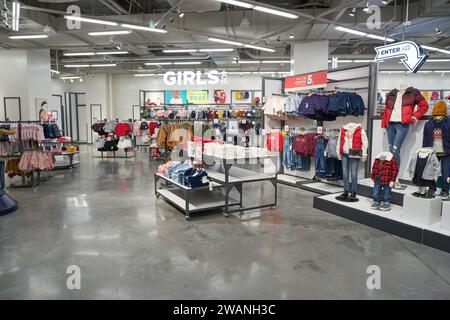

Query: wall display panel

[144,91,164,106]
[165,90,187,105]
[187,90,209,104]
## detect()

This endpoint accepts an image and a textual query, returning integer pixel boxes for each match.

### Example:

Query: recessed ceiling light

[9,34,49,39]
[64,15,118,26]
[88,30,131,36]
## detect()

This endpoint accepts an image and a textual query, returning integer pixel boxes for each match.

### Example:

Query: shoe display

[335,192,349,201]
[379,203,391,211]
[349,193,359,202]
[371,202,381,209]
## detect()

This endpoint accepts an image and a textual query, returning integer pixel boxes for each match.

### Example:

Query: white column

[27,49,51,120]
[292,41,329,75]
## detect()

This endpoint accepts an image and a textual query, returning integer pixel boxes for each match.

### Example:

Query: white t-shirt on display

[390,90,404,122]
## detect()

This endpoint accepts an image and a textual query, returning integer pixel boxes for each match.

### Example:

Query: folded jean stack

[158,161,208,188]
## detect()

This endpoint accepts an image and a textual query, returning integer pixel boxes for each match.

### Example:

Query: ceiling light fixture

[60,76,81,80]
[243,44,276,52]
[63,52,95,56]
[215,0,254,9]
[91,64,117,67]
[121,23,167,33]
[238,60,260,64]
[335,26,367,36]
[208,37,243,46]
[289,34,294,39]
[88,30,131,36]
[64,64,90,68]
[173,61,202,65]
[144,62,173,66]
[422,45,450,55]
[8,34,48,39]
[363,1,370,12]
[366,34,395,42]
[163,49,197,53]
[428,59,450,62]
[434,70,450,73]
[381,0,388,4]
[261,60,291,64]
[198,48,234,52]
[96,51,128,55]
[349,8,356,16]
[134,73,162,77]
[435,28,442,35]
[179,12,184,18]
[253,5,299,19]
[50,69,60,74]
[64,15,118,26]
[12,1,20,32]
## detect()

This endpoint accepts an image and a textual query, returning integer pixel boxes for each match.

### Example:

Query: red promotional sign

[284,70,328,92]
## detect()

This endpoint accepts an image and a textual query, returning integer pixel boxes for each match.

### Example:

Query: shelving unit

[155,173,240,220]
[203,153,278,217]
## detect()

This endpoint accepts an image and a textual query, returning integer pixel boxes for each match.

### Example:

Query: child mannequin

[370,152,399,211]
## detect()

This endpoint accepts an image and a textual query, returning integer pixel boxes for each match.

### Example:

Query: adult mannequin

[381,83,429,189]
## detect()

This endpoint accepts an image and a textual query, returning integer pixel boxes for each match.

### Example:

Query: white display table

[403,194,442,225]
[441,201,450,231]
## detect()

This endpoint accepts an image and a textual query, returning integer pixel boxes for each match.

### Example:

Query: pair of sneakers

[371,202,391,211]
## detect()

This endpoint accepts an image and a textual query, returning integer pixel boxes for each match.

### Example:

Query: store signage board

[374,41,428,73]
[163,70,228,86]
[284,71,328,92]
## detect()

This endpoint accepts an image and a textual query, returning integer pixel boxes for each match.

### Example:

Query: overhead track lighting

[12,1,20,31]
[435,28,442,35]
[120,23,167,33]
[50,69,60,74]
[8,34,48,39]
[64,15,118,26]
[88,30,131,36]
[178,12,184,18]
[349,8,356,17]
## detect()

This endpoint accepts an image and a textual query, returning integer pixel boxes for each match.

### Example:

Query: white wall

[26,49,51,120]
[112,74,263,120]
[379,73,450,90]
[0,50,29,121]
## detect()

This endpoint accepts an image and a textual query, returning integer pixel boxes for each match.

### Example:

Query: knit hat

[432,100,448,116]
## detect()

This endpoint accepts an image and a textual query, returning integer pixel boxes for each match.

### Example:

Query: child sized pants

[372,176,392,204]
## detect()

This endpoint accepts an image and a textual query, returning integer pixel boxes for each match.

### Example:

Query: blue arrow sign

[374,41,429,73]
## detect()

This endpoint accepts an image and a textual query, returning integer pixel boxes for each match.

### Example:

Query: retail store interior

[0,0,450,300]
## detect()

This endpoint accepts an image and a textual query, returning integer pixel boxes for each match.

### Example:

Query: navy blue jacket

[423,116,450,154]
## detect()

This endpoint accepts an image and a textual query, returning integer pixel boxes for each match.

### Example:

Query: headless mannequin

[414,148,438,198]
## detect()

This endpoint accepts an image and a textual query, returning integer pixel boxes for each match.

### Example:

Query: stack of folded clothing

[158,161,209,188]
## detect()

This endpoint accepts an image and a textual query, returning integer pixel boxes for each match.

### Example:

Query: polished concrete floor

[0,146,450,299]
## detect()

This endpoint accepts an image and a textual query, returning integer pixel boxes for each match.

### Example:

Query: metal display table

[155,173,240,220]
[203,153,278,217]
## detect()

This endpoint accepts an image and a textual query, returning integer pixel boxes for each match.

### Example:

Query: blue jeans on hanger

[372,176,392,204]
[283,135,293,168]
[315,138,327,178]
[387,122,410,168]
[342,154,359,193]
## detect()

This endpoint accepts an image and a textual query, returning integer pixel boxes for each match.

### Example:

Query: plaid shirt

[370,157,399,186]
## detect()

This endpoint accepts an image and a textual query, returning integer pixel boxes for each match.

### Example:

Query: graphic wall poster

[36,98,52,121]
[165,90,188,105]
[233,90,252,104]
[187,90,209,104]
[145,91,164,106]
[214,89,227,104]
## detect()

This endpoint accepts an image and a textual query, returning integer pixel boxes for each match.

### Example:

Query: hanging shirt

[390,90,404,122]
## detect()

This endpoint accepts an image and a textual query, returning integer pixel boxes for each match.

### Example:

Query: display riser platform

[313,193,450,253]
[357,178,419,206]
